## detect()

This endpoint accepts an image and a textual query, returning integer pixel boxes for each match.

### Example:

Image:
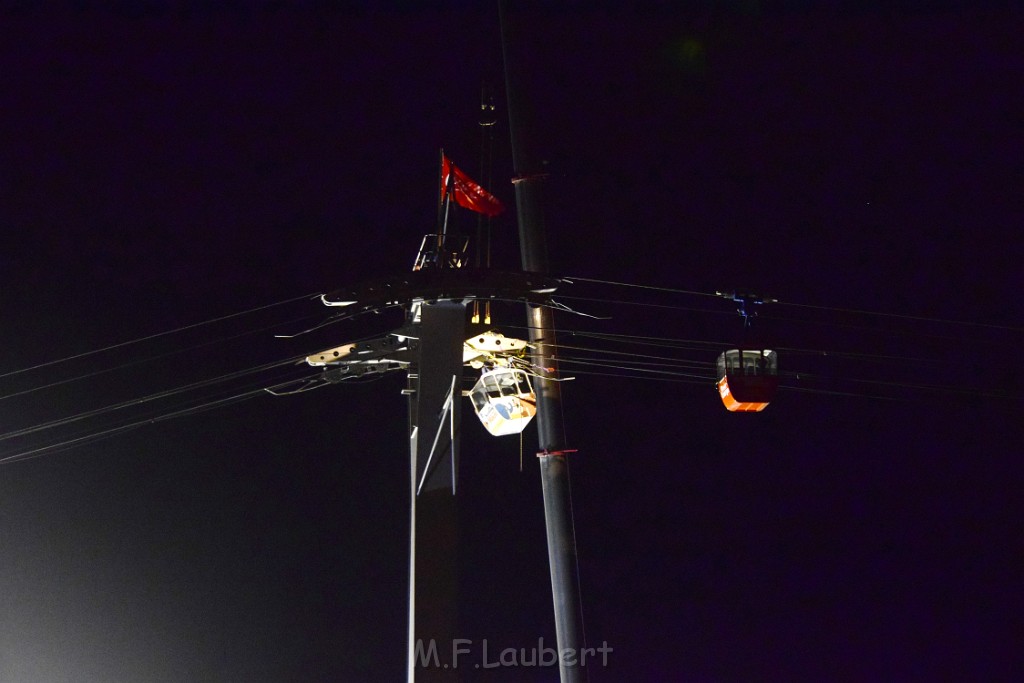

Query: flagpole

[437,150,456,269]
[436,148,446,238]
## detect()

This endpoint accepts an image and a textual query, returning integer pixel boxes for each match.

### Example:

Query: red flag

[441,155,505,217]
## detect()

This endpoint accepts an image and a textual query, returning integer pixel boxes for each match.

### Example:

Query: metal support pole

[501,4,585,681]
[407,302,465,682]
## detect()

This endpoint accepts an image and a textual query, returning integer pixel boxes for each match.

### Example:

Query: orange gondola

[716,349,779,412]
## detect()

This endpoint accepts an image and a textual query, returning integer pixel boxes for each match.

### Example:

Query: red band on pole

[536,449,579,458]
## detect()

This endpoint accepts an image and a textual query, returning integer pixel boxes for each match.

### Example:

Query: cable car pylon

[276,5,590,676]
[284,146,570,680]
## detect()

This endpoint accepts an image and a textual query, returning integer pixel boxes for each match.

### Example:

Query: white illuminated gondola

[469,367,537,436]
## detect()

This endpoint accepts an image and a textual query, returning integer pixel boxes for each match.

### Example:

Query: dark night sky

[1,3,1022,682]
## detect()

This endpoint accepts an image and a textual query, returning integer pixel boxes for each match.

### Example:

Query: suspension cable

[0,291,320,380]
